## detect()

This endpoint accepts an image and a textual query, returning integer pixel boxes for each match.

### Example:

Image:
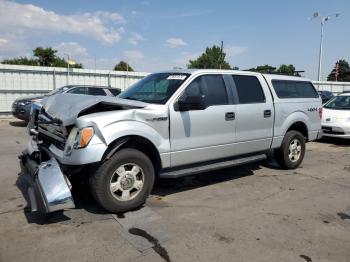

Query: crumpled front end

[19,146,75,214]
[19,94,150,214]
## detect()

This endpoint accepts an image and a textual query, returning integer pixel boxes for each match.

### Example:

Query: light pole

[64,53,70,85]
[311,12,340,81]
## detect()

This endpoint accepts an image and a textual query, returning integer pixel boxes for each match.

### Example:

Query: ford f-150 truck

[20,69,322,214]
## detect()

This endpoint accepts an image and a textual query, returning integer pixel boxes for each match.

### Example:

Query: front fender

[101,120,170,154]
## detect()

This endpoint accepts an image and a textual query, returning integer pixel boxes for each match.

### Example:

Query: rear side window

[232,75,265,103]
[272,80,318,98]
[88,88,106,96]
[185,75,228,106]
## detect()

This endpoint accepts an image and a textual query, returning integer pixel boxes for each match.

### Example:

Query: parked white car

[322,93,350,139]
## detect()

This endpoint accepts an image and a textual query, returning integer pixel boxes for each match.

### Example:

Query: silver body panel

[19,148,75,213]
[37,156,75,213]
[29,69,322,170]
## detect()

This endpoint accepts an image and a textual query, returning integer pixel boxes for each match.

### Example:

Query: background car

[321,93,350,139]
[318,90,334,104]
[12,85,121,122]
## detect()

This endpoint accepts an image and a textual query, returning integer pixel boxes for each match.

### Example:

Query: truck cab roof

[158,69,311,82]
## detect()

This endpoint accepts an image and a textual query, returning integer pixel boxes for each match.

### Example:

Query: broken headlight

[64,127,94,155]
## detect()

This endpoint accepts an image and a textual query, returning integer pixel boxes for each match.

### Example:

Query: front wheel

[274,130,305,169]
[90,148,155,213]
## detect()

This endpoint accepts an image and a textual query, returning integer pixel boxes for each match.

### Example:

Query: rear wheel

[90,148,155,213]
[274,130,305,169]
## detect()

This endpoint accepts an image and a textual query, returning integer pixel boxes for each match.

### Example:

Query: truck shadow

[16,174,72,225]
[317,137,350,147]
[153,162,263,197]
[16,161,265,225]
[9,120,27,127]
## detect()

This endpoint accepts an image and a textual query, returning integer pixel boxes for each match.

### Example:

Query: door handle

[264,110,272,118]
[225,112,235,121]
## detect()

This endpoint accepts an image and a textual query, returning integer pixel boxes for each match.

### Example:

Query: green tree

[1,46,83,68]
[249,64,276,74]
[33,47,57,66]
[1,57,38,66]
[187,45,233,69]
[327,59,350,82]
[52,56,83,68]
[114,61,134,71]
[276,64,295,76]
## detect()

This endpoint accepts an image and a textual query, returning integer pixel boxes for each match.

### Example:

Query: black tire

[274,130,306,169]
[90,148,155,213]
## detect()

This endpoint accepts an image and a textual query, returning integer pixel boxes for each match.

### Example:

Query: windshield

[118,73,190,104]
[46,86,70,96]
[324,95,350,110]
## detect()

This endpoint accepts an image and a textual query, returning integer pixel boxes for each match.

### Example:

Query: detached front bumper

[19,148,75,214]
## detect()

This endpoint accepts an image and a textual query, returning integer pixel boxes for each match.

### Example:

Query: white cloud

[129,32,144,45]
[173,52,198,68]
[224,46,247,57]
[0,38,9,44]
[166,38,187,48]
[54,42,88,59]
[0,1,125,45]
[123,50,144,63]
[0,35,29,58]
[81,57,119,70]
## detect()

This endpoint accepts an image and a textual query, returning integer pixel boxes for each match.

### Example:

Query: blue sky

[0,0,349,80]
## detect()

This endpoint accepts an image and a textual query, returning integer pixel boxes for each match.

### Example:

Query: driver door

[169,74,237,167]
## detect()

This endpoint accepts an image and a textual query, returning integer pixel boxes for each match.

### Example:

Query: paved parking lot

[0,119,349,262]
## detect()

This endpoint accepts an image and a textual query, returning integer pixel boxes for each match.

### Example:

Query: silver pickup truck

[20,69,322,214]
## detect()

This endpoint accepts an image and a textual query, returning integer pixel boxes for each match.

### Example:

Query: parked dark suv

[12,85,121,122]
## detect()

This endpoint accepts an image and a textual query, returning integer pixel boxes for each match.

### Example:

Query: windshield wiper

[122,96,141,101]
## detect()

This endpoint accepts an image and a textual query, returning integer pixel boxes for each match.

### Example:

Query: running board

[160,153,267,178]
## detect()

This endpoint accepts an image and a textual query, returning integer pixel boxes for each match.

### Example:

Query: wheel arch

[279,111,311,141]
[102,135,162,174]
[286,121,309,141]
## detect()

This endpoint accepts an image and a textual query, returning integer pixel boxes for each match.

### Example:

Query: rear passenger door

[231,74,274,154]
[169,74,237,167]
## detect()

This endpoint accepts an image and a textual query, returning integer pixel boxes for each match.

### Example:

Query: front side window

[184,74,229,107]
[232,75,265,104]
[118,73,190,104]
[272,80,318,99]
[324,96,350,110]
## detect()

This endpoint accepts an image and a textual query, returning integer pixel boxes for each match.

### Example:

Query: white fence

[1,64,350,114]
[313,81,350,94]
[0,64,148,114]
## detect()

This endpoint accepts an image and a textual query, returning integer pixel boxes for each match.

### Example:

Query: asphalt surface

[0,119,350,262]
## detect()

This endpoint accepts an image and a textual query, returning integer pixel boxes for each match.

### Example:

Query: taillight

[318,107,323,119]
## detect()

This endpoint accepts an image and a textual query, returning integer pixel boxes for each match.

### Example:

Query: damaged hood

[40,93,148,126]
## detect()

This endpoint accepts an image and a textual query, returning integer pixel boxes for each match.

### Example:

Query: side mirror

[176,95,206,111]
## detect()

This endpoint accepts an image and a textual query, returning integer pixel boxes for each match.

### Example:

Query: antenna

[220,41,224,69]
